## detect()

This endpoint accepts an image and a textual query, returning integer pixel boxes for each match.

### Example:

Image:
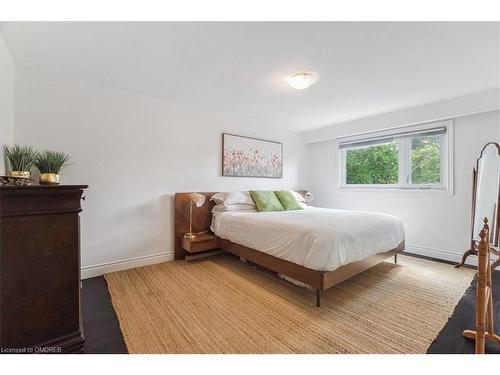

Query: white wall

[0,31,15,174]
[305,107,500,264]
[10,63,500,274]
[303,89,499,143]
[15,68,306,277]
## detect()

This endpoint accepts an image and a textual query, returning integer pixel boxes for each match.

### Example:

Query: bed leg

[394,253,398,264]
[316,289,321,307]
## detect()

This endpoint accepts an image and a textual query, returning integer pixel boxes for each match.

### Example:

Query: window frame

[338,120,454,192]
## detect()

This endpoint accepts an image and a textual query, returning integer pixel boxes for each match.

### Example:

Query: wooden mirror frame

[463,218,500,353]
[456,142,500,270]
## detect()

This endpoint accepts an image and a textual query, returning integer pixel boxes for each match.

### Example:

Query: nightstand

[181,233,222,260]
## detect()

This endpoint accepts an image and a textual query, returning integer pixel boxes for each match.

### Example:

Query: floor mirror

[456,142,500,271]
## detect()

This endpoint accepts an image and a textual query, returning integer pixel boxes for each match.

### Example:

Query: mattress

[211,207,405,272]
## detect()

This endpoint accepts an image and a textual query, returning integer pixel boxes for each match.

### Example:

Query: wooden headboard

[174,191,306,260]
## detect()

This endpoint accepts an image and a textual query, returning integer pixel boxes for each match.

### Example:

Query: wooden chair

[463,218,500,353]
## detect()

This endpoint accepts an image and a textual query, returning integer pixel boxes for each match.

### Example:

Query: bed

[174,192,405,306]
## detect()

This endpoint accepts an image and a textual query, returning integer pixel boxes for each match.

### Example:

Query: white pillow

[212,204,257,213]
[211,191,256,206]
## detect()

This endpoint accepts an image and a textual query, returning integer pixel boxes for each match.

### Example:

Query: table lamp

[184,192,206,239]
[305,191,314,205]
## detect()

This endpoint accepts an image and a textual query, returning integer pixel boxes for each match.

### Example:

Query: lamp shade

[304,191,314,204]
[286,71,318,90]
[189,192,206,207]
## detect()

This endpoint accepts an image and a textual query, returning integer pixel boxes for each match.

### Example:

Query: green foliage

[345,136,441,186]
[410,137,441,184]
[35,151,70,173]
[4,144,38,172]
[346,143,399,184]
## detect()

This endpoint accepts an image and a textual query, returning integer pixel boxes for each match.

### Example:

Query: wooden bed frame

[174,192,404,306]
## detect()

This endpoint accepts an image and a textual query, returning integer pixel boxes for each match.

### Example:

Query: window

[339,121,453,191]
[345,141,399,185]
[409,134,441,185]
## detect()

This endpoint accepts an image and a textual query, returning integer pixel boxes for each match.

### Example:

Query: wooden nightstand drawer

[182,233,219,254]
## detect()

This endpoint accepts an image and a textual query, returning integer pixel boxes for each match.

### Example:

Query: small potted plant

[35,151,70,185]
[4,145,38,178]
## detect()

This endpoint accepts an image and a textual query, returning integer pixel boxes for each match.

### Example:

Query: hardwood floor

[81,254,500,354]
[82,277,127,354]
[427,271,500,354]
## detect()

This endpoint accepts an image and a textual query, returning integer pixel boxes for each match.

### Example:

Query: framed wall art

[222,133,283,178]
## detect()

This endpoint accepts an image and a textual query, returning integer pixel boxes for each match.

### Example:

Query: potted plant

[4,145,38,178]
[35,151,70,185]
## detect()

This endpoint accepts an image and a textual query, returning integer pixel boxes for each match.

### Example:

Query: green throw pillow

[249,191,284,212]
[274,190,303,211]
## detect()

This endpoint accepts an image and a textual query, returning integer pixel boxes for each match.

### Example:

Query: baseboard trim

[81,251,175,279]
[405,244,476,267]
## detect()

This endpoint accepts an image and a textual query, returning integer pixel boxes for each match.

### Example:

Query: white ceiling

[1,22,499,132]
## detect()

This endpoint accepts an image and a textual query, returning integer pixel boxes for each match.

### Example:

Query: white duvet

[211,207,405,272]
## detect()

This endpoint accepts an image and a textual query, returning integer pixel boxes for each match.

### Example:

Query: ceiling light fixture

[286,71,318,90]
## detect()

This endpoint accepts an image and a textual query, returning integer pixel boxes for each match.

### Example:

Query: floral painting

[222,133,283,178]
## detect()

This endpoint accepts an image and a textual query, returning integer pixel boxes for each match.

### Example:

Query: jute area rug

[105,254,475,353]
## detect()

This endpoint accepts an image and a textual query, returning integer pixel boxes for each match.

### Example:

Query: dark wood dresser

[0,185,88,353]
